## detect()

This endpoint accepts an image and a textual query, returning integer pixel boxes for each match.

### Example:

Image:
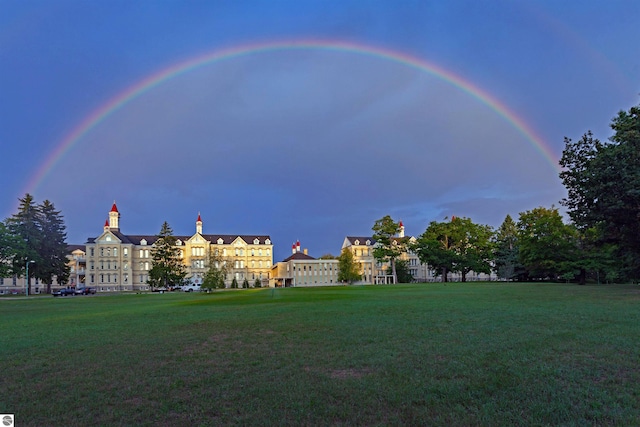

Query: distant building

[67,245,86,288]
[271,241,340,287]
[85,203,273,292]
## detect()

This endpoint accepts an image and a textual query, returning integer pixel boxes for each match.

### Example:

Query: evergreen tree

[254,278,262,288]
[394,259,414,283]
[231,277,239,289]
[337,248,361,284]
[6,194,42,294]
[0,221,22,278]
[493,215,524,281]
[148,222,187,289]
[37,200,70,293]
[242,278,250,289]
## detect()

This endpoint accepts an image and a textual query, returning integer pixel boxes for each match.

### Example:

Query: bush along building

[85,203,273,292]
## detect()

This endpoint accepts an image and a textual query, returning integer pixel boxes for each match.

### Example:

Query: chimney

[303,248,308,255]
[296,241,301,253]
[292,244,296,254]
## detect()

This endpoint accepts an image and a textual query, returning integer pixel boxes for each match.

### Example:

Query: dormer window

[140,239,147,246]
[265,239,271,245]
[217,238,224,245]
[366,240,371,246]
[354,240,360,245]
[176,240,182,246]
[254,238,260,244]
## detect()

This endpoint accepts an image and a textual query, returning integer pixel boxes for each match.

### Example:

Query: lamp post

[25,260,35,296]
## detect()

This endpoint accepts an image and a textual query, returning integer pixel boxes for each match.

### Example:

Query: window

[144,262,149,270]
[90,248,95,257]
[114,248,118,257]
[100,248,104,257]
[124,273,128,283]
[123,247,128,257]
[124,262,128,270]
[259,249,263,256]
[251,249,255,256]
[192,247,204,257]
[266,249,270,257]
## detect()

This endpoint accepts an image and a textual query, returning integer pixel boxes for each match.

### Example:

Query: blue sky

[1,0,638,261]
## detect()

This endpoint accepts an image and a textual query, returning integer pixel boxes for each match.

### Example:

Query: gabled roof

[88,232,270,246]
[204,234,271,245]
[67,244,85,253]
[281,252,316,262]
[344,236,376,246]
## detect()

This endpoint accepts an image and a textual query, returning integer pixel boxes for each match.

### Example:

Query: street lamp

[25,260,35,297]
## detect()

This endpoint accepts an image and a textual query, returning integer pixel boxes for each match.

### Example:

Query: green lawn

[1,283,639,426]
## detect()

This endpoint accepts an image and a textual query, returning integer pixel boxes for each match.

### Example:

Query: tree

[395,259,414,283]
[560,104,640,280]
[337,248,361,284]
[453,218,494,282]
[254,278,262,288]
[242,278,250,289]
[413,220,457,282]
[516,207,579,281]
[372,215,407,284]
[36,200,70,293]
[493,215,525,281]
[6,194,43,294]
[148,222,187,289]
[413,217,493,282]
[202,250,230,291]
[0,221,22,278]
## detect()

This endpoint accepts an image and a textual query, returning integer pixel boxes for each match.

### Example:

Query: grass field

[1,283,639,426]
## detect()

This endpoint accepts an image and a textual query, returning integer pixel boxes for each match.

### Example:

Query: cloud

[36,50,565,259]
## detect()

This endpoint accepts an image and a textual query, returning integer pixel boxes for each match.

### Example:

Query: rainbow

[25,40,560,195]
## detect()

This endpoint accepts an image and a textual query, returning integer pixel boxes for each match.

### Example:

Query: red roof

[110,202,118,213]
[197,213,202,222]
[399,221,404,227]
[104,219,109,227]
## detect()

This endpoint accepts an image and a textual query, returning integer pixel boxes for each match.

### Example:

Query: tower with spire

[108,202,120,230]
[196,213,203,234]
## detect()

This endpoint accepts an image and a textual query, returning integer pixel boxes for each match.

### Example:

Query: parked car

[53,288,75,297]
[75,286,96,295]
[182,284,201,292]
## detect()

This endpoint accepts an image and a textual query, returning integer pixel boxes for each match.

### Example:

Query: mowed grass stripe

[1,283,639,426]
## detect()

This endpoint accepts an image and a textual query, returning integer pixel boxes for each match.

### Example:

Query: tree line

[1,194,70,293]
[338,102,640,285]
[3,103,638,289]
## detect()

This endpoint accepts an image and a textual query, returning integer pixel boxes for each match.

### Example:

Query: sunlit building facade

[85,203,273,292]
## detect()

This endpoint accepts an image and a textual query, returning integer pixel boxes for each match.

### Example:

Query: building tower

[109,202,120,230]
[196,213,203,234]
[398,221,405,238]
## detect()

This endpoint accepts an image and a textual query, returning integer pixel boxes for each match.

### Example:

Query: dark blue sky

[1,1,638,261]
